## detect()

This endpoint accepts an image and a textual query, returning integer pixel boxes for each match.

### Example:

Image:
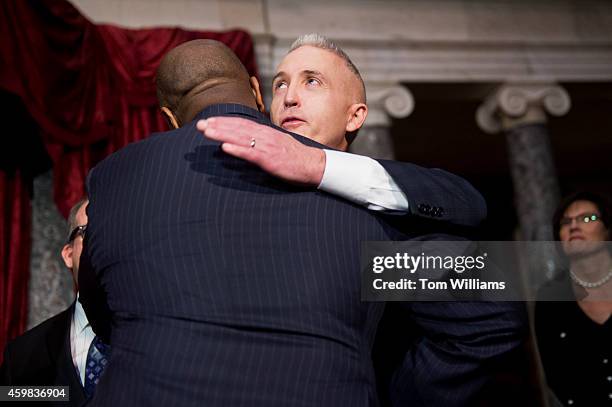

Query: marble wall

[70,0,612,43]
[28,171,74,328]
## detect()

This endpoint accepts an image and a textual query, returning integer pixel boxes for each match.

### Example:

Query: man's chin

[279,124,334,148]
[282,122,308,136]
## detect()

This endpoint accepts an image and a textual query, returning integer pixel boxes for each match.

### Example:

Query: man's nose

[283,84,299,108]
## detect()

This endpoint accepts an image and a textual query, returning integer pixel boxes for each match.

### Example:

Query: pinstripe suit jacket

[79,104,522,406]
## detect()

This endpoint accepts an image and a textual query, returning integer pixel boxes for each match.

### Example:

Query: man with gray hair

[290,32,367,103]
[199,33,525,406]
[199,33,486,226]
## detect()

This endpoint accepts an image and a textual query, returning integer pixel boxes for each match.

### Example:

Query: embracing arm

[198,116,486,227]
[388,300,527,407]
[374,158,486,226]
[318,150,486,226]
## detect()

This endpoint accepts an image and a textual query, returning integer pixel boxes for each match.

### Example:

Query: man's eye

[306,78,320,86]
[274,81,287,90]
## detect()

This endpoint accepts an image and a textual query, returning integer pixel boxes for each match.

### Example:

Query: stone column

[349,83,414,159]
[477,84,571,407]
[477,83,570,241]
[477,83,571,281]
[28,171,74,328]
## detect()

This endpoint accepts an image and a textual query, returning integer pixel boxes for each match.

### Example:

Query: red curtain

[0,0,257,362]
[0,171,31,363]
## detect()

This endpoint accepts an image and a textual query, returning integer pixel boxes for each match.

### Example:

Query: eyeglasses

[67,225,87,243]
[559,213,600,227]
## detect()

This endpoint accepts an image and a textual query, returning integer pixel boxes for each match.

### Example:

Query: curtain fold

[0,171,32,363]
[0,0,257,362]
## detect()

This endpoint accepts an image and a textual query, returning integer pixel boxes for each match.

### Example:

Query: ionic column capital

[364,83,415,127]
[476,83,571,134]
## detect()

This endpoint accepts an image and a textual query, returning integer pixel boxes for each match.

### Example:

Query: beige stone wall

[70,0,612,43]
[68,0,612,86]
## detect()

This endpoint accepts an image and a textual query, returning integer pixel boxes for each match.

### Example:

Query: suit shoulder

[95,129,174,164]
[89,126,196,177]
[4,307,71,353]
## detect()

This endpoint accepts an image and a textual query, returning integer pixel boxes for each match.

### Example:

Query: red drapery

[0,171,31,363]
[0,0,257,362]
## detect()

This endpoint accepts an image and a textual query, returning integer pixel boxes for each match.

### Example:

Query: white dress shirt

[70,295,96,386]
[318,149,409,213]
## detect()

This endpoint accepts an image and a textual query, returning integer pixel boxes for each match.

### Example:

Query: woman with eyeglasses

[535,191,612,407]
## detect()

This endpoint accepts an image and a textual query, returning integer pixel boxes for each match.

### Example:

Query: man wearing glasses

[1,198,108,406]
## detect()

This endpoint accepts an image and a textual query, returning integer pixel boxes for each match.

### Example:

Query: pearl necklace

[570,267,612,288]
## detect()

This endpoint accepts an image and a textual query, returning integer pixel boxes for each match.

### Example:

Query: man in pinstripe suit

[198,34,528,406]
[79,39,525,406]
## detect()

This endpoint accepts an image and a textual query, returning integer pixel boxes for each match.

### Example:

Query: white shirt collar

[73,293,91,335]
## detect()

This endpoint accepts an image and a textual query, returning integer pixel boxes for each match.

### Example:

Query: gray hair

[289,33,366,103]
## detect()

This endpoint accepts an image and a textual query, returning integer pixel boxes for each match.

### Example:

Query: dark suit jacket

[79,104,523,407]
[0,305,87,407]
[376,158,486,228]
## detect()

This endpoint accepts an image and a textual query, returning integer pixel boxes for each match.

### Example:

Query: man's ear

[160,106,180,129]
[249,76,265,113]
[61,244,73,269]
[346,103,368,133]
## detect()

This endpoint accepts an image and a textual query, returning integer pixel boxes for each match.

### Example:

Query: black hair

[552,190,611,241]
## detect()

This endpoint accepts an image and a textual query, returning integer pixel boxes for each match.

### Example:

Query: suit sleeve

[376,159,487,227]
[78,167,112,343]
[386,300,527,407]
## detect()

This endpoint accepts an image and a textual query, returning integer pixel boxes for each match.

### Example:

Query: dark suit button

[418,204,426,213]
[439,208,445,217]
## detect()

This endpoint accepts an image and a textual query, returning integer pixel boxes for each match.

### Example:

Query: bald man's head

[156,39,263,127]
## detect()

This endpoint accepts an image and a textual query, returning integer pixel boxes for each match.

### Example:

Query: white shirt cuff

[318,149,409,213]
